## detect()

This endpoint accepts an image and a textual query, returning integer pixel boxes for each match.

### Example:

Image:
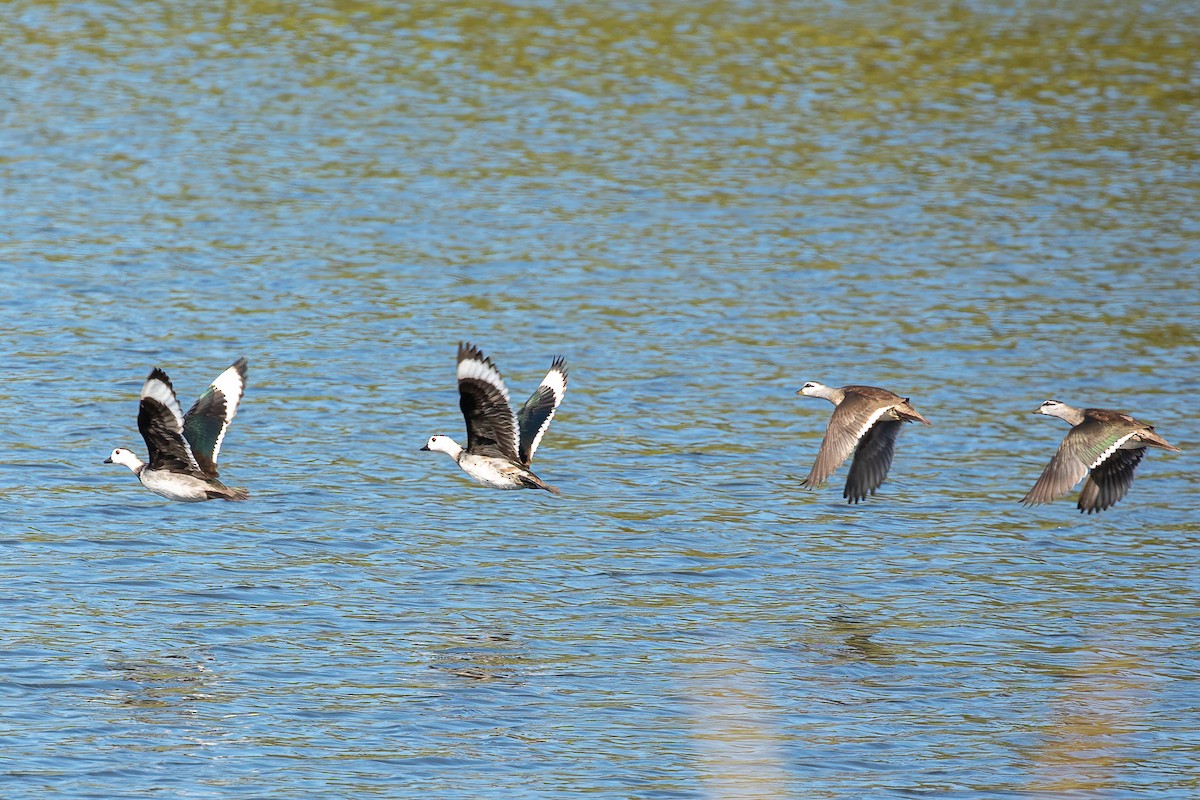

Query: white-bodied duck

[105,358,249,502]
[422,342,567,493]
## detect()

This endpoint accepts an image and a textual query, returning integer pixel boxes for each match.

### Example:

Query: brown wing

[1077,447,1145,514]
[1020,435,1091,507]
[843,420,903,503]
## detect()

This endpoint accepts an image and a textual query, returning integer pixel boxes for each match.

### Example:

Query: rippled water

[2,1,1198,797]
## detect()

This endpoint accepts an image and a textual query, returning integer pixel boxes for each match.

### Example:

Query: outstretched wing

[1077,446,1145,514]
[803,395,891,489]
[517,356,567,466]
[183,357,248,477]
[843,420,903,503]
[1020,439,1089,507]
[457,342,519,461]
[138,368,201,474]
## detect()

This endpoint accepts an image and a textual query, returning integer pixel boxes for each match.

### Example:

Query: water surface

[1,1,1197,798]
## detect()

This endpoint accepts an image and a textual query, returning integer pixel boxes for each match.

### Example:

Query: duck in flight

[105,358,249,502]
[421,342,567,493]
[1021,400,1179,514]
[796,382,932,503]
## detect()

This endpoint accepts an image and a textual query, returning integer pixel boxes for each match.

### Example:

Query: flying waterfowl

[421,342,567,493]
[1021,400,1180,514]
[104,358,249,502]
[796,382,932,503]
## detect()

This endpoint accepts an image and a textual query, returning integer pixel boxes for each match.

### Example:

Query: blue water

[2,1,1198,798]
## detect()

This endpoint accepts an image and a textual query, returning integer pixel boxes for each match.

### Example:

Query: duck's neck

[811,384,845,405]
[1047,404,1086,426]
[121,456,148,475]
[441,438,465,463]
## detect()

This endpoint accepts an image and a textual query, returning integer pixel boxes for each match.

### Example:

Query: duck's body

[425,440,559,492]
[422,342,567,493]
[1021,400,1179,514]
[107,450,247,502]
[105,358,249,502]
[796,382,931,503]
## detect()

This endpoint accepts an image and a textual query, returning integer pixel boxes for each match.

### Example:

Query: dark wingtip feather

[146,367,174,389]
[843,487,876,504]
[458,341,485,363]
[458,342,505,382]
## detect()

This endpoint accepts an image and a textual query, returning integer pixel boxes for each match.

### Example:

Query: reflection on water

[1,0,1197,797]
[686,653,793,799]
[1026,644,1154,796]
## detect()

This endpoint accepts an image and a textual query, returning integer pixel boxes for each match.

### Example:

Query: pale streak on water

[1,1,1197,798]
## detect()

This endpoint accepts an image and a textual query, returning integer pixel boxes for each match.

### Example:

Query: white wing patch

[141,372,200,471]
[852,405,893,446]
[208,362,247,462]
[524,363,568,462]
[538,366,567,408]
[1089,431,1138,470]
[458,354,512,405]
[141,375,186,431]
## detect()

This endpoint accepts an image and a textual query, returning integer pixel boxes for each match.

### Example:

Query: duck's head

[796,381,829,398]
[420,435,459,455]
[104,447,142,470]
[1033,399,1086,425]
[1034,400,1068,417]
